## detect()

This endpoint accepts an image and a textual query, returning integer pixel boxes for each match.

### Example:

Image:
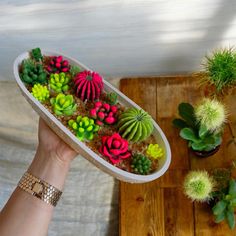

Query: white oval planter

[13,50,171,183]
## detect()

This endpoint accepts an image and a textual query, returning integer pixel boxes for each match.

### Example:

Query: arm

[0,118,77,236]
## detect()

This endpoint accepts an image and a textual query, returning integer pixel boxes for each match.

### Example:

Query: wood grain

[119,76,236,235]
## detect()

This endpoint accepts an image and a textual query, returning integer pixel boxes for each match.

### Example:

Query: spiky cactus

[74,70,104,101]
[68,116,100,141]
[117,108,153,142]
[31,84,49,102]
[50,93,77,116]
[49,72,71,93]
[131,153,152,175]
[183,171,214,202]
[195,98,226,132]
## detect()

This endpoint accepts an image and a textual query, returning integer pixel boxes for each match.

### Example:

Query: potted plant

[173,98,227,157]
[183,164,236,229]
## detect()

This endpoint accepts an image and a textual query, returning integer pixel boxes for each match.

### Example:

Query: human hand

[37,117,77,164]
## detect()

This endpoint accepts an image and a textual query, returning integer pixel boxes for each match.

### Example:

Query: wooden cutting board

[119,75,236,236]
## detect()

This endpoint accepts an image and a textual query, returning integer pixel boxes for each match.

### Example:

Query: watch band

[18,172,62,207]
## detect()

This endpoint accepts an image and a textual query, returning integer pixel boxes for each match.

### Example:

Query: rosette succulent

[131,153,152,175]
[50,93,77,116]
[106,92,118,105]
[146,144,164,159]
[49,72,70,93]
[183,171,214,202]
[46,55,70,74]
[99,133,131,164]
[117,108,153,142]
[74,70,104,101]
[89,101,118,126]
[31,84,49,102]
[195,98,226,132]
[20,59,47,85]
[68,116,99,141]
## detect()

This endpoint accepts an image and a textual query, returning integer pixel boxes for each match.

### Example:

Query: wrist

[27,146,71,190]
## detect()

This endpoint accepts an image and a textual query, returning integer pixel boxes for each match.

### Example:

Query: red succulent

[46,56,70,73]
[99,133,131,164]
[74,70,104,101]
[89,101,118,126]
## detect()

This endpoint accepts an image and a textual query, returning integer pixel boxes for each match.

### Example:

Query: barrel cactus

[50,93,77,116]
[68,116,100,141]
[117,108,153,142]
[74,70,104,101]
[131,153,152,175]
[31,84,49,102]
[20,59,47,85]
[49,72,70,93]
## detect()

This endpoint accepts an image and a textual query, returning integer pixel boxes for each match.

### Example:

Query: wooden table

[119,76,236,236]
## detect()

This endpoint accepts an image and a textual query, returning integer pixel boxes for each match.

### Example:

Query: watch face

[32,182,43,196]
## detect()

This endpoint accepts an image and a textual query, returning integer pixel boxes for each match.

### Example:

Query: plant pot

[13,50,171,183]
[191,145,221,158]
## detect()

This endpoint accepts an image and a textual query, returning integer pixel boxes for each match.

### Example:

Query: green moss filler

[50,93,77,116]
[118,108,153,142]
[68,116,100,141]
[49,72,70,93]
[131,153,152,175]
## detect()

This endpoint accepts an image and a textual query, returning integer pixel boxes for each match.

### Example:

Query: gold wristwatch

[18,172,62,207]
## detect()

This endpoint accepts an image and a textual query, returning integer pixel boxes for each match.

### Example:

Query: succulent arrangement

[173,99,226,155]
[19,47,164,175]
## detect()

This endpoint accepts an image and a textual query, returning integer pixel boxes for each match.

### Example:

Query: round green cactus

[131,153,152,175]
[49,72,70,93]
[68,116,100,141]
[20,59,47,85]
[31,84,49,102]
[50,93,77,116]
[183,171,215,202]
[117,108,153,142]
[195,98,227,132]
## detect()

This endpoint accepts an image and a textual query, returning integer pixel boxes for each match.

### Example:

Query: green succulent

[146,144,164,159]
[131,153,152,175]
[183,171,215,202]
[20,59,47,85]
[49,72,70,93]
[31,84,49,102]
[50,93,77,116]
[118,108,153,142]
[68,116,100,141]
[202,48,236,93]
[173,102,223,152]
[69,65,81,77]
[212,179,236,229]
[31,47,43,62]
[106,92,118,105]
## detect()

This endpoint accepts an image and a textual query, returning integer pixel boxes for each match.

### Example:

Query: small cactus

[89,101,118,126]
[183,171,215,202]
[131,153,152,175]
[46,55,70,74]
[20,59,47,85]
[31,84,49,102]
[50,93,77,116]
[106,92,118,105]
[68,116,100,141]
[49,72,71,93]
[146,144,164,159]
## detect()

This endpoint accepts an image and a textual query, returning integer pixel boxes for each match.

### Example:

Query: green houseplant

[173,98,227,157]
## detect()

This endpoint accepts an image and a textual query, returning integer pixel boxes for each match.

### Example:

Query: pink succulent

[46,56,70,74]
[99,133,131,164]
[89,101,118,126]
[74,70,104,101]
